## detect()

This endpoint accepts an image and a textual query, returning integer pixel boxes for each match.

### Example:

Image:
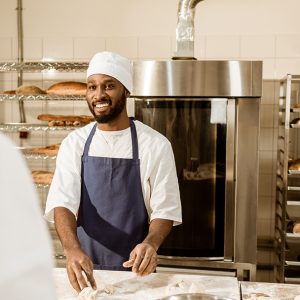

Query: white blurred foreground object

[0,133,57,300]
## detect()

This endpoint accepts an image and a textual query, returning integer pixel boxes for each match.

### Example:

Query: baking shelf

[0,61,88,72]
[288,170,300,175]
[286,233,300,239]
[0,123,78,132]
[288,186,300,191]
[34,183,51,189]
[24,153,57,160]
[286,261,300,266]
[17,148,57,160]
[0,94,86,101]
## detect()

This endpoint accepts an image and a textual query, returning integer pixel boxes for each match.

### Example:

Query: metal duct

[174,0,204,59]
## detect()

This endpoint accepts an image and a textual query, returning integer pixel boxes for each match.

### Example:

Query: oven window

[135,99,226,257]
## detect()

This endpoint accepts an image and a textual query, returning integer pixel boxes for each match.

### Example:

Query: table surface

[240,281,300,300]
[53,268,240,300]
[53,268,300,300]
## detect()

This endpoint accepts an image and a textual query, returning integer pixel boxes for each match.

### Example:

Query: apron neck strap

[129,117,139,159]
[83,119,139,159]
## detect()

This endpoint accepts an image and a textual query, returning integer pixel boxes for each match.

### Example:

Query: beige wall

[1,0,300,78]
[0,0,298,281]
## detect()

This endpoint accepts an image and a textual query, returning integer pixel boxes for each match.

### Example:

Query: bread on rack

[288,158,300,170]
[46,81,87,96]
[30,144,60,156]
[32,170,54,185]
[37,114,94,127]
[16,85,46,95]
[290,118,300,125]
[2,90,16,94]
[293,103,300,108]
[293,222,300,233]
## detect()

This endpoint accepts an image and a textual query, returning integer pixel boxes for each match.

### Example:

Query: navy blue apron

[77,119,148,270]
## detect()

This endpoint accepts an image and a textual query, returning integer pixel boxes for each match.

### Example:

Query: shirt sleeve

[44,132,83,222]
[148,139,182,226]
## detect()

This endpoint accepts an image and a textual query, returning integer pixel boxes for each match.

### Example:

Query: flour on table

[188,282,206,293]
[78,285,114,300]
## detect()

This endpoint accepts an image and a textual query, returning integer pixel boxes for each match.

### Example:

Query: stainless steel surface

[133,59,262,281]
[224,99,235,261]
[234,98,259,264]
[132,60,262,98]
[174,0,204,58]
[159,293,233,300]
[0,93,86,101]
[157,255,256,281]
[0,61,88,72]
[16,0,26,124]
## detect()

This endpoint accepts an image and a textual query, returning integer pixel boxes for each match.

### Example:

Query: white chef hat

[86,51,133,93]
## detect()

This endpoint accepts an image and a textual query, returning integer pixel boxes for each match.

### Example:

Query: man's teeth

[95,102,109,108]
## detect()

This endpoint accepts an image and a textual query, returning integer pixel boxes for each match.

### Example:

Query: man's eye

[88,85,96,90]
[106,84,114,90]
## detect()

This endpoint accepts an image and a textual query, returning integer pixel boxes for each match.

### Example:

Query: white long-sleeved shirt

[0,133,57,300]
[45,120,182,225]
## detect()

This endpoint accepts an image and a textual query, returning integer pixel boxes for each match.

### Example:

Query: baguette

[2,90,16,94]
[46,81,87,96]
[16,85,46,95]
[37,114,94,126]
[289,158,300,171]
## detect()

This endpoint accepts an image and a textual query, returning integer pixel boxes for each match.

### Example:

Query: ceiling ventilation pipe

[173,0,204,59]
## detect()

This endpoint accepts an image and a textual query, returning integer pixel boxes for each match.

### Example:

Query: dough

[78,285,115,300]
[78,287,98,300]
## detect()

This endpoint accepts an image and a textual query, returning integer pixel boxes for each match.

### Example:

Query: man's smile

[93,100,112,113]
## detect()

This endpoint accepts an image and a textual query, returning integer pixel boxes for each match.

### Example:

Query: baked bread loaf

[293,222,300,233]
[291,118,300,125]
[289,158,300,170]
[32,170,53,185]
[46,81,87,96]
[37,114,94,127]
[30,144,60,156]
[2,90,16,94]
[16,85,46,95]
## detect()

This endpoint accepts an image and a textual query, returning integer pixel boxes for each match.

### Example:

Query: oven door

[135,98,229,258]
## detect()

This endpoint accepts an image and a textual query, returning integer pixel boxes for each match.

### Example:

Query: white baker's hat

[86,51,133,93]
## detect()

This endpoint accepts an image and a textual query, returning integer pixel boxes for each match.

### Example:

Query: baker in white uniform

[45,51,182,293]
[0,133,57,300]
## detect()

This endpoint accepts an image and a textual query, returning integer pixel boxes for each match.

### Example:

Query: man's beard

[88,91,127,124]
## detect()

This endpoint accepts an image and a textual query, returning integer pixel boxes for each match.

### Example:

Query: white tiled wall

[1,0,299,282]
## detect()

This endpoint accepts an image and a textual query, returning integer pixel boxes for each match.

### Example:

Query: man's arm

[54,207,96,292]
[123,218,173,276]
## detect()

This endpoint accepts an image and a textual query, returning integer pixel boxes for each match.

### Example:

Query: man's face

[86,74,127,124]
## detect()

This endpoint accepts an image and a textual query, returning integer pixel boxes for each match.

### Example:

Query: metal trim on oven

[224,99,236,261]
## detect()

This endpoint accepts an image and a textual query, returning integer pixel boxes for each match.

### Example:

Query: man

[45,51,182,293]
[0,133,57,300]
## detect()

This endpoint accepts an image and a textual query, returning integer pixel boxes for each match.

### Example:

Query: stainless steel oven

[131,60,262,280]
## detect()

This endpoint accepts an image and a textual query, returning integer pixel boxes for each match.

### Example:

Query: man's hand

[65,247,97,293]
[123,242,157,276]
